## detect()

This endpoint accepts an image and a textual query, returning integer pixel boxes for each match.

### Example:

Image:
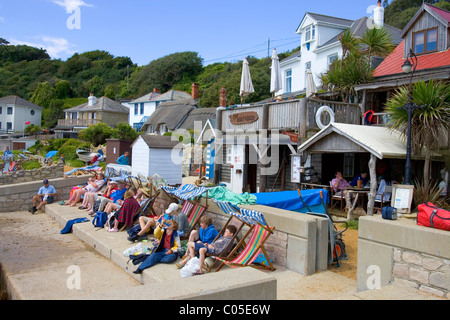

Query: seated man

[350,171,369,188]
[31,179,56,214]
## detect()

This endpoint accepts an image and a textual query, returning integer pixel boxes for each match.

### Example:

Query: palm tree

[385,80,450,190]
[321,26,395,101]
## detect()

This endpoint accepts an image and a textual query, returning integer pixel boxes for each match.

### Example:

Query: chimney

[192,83,199,100]
[88,92,97,106]
[373,0,384,28]
[219,87,227,107]
[153,88,161,93]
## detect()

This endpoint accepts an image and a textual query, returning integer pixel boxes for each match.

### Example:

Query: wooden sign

[229,111,259,125]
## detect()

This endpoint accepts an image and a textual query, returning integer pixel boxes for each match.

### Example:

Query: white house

[276,1,401,97]
[0,95,43,133]
[128,88,192,132]
[131,135,183,185]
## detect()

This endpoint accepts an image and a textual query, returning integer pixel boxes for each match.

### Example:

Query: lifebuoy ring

[315,106,335,129]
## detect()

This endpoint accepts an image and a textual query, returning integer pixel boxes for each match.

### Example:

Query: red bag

[417,202,450,231]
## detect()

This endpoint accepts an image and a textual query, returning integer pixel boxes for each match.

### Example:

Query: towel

[60,217,89,234]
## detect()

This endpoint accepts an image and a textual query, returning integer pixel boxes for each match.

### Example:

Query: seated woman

[375,174,393,202]
[132,220,179,274]
[79,180,117,211]
[108,188,140,232]
[65,173,105,207]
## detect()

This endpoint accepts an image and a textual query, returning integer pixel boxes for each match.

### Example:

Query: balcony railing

[58,119,101,127]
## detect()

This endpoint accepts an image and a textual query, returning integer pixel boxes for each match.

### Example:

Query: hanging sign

[229,111,259,125]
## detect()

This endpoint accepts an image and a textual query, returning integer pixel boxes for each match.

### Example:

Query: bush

[21,160,41,170]
[69,159,85,168]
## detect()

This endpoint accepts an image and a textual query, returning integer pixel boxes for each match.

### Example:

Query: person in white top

[65,173,105,207]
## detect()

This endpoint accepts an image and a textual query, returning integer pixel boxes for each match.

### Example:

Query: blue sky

[0,0,383,66]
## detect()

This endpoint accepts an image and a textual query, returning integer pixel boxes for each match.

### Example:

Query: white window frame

[285,69,292,93]
[304,25,316,43]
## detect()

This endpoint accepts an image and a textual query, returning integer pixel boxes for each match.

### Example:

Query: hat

[165,203,179,214]
[139,187,152,198]
[43,179,49,185]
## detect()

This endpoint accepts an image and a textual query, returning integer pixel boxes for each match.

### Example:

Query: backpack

[92,211,108,228]
[417,202,450,231]
[382,206,397,220]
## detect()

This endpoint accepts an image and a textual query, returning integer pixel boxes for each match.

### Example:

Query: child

[132,220,179,274]
[187,215,218,244]
[177,225,237,272]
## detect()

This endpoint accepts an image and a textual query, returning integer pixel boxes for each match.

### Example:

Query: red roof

[428,4,450,23]
[373,40,450,77]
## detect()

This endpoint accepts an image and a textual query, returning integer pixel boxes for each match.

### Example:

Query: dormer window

[304,25,316,43]
[413,27,437,54]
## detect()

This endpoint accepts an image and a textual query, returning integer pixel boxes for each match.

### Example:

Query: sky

[0,0,384,66]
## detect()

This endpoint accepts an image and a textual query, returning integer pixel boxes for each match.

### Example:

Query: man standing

[30,179,56,214]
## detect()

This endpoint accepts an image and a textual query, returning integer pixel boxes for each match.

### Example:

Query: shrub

[69,159,85,168]
[21,160,41,170]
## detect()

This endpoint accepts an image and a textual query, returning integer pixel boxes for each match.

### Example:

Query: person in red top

[108,188,140,232]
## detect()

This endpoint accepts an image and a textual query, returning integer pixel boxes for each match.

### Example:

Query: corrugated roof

[298,123,407,159]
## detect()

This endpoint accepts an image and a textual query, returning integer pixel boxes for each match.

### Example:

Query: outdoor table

[345,187,370,219]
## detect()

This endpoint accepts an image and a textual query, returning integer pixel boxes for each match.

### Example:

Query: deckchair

[180,200,195,218]
[212,209,275,271]
[120,190,160,231]
[180,203,207,240]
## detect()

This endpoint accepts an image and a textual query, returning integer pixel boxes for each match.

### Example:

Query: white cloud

[52,0,93,11]
[9,36,76,59]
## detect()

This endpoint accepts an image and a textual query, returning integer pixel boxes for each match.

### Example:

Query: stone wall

[153,192,327,274]
[0,176,88,212]
[0,163,64,185]
[393,248,450,298]
[357,215,450,299]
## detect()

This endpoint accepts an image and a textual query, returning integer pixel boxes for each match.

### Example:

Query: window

[285,69,292,93]
[328,53,338,68]
[140,103,144,115]
[6,122,12,130]
[134,104,138,115]
[30,110,35,116]
[226,147,233,164]
[343,153,354,178]
[0,107,2,114]
[7,107,12,115]
[413,28,437,54]
[159,124,168,135]
[304,25,316,43]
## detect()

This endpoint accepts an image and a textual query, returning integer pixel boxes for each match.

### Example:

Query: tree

[321,26,395,101]
[30,81,54,108]
[385,80,450,190]
[130,51,203,96]
[78,123,114,147]
[112,122,139,141]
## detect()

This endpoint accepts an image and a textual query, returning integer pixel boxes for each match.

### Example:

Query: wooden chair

[212,209,276,272]
[330,181,345,211]
[374,185,392,213]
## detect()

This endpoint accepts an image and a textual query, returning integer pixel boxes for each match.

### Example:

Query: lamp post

[400,49,424,185]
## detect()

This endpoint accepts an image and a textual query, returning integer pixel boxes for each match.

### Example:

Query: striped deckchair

[213,199,240,215]
[213,209,275,271]
[180,203,207,240]
[180,200,195,218]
